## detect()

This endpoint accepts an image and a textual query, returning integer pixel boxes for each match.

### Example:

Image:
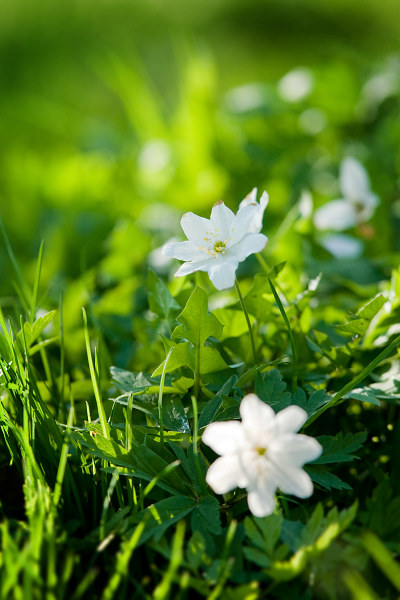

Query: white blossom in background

[278,68,314,103]
[314,157,379,231]
[162,192,268,291]
[202,394,322,517]
[320,233,364,259]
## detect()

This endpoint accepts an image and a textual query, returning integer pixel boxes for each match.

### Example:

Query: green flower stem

[158,347,174,445]
[194,344,201,402]
[235,279,257,366]
[191,394,208,495]
[268,276,297,393]
[255,253,297,392]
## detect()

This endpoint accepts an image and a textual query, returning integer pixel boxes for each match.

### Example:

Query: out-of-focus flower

[202,394,322,517]
[162,195,268,291]
[314,157,379,231]
[319,233,364,259]
[278,68,314,103]
[239,188,269,233]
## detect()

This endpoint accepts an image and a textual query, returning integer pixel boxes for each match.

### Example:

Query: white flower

[239,188,269,234]
[162,197,268,291]
[202,394,322,517]
[320,233,364,259]
[314,157,379,231]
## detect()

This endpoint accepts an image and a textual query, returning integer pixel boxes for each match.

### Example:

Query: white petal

[320,233,364,259]
[356,192,379,222]
[202,421,244,455]
[181,212,212,246]
[340,157,370,201]
[274,405,308,435]
[230,204,261,244]
[162,240,203,261]
[239,190,269,234]
[276,465,314,498]
[208,261,238,290]
[205,455,245,494]
[229,233,268,261]
[240,394,275,446]
[247,484,277,517]
[175,259,210,277]
[269,434,322,467]
[240,187,258,208]
[210,201,235,238]
[313,199,357,231]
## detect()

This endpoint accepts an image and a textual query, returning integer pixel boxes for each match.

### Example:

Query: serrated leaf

[255,369,291,409]
[343,387,381,406]
[110,367,152,393]
[306,465,352,491]
[147,269,180,319]
[243,546,271,568]
[292,388,330,416]
[172,286,223,346]
[314,431,367,464]
[267,503,358,581]
[152,340,195,376]
[191,496,222,535]
[337,294,386,336]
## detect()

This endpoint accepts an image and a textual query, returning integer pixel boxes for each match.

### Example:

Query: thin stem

[158,347,174,445]
[194,344,200,402]
[304,333,400,428]
[268,276,297,393]
[235,279,257,366]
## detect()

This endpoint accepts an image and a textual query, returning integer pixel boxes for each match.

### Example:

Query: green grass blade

[82,308,109,439]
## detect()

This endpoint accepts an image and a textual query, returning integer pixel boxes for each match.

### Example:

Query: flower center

[213,240,226,254]
[256,446,267,456]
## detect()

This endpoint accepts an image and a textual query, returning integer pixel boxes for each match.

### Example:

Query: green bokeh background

[1,0,400,366]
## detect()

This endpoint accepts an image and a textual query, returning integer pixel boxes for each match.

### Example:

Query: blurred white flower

[239,187,269,233]
[278,68,314,103]
[202,394,322,517]
[320,233,364,259]
[162,196,268,291]
[314,157,379,231]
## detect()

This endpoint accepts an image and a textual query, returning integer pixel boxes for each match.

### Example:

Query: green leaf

[343,386,381,406]
[187,531,208,570]
[134,496,196,545]
[243,273,273,323]
[314,431,367,464]
[292,388,330,417]
[191,496,222,536]
[306,465,352,491]
[172,286,223,347]
[267,503,358,581]
[255,369,291,409]
[111,367,152,393]
[18,310,57,350]
[337,294,386,336]
[152,339,195,376]
[147,269,180,319]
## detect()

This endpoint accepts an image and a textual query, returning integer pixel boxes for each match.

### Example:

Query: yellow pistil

[256,447,267,456]
[213,240,226,254]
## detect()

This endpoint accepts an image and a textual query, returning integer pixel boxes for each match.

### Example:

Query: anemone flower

[202,394,322,517]
[314,157,379,231]
[162,193,268,291]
